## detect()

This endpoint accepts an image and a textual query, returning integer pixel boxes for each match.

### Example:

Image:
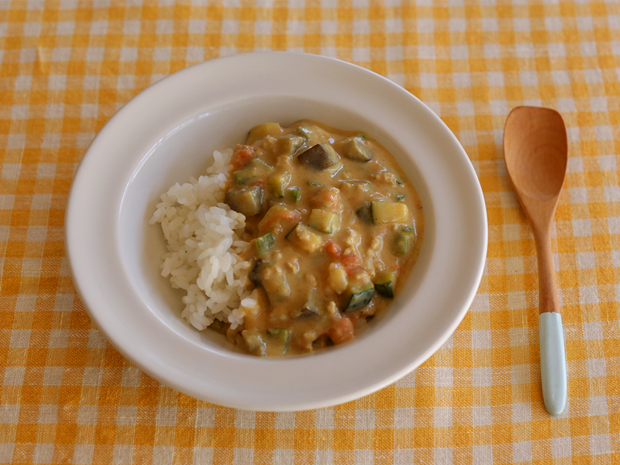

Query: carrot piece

[329,317,355,345]
[325,240,341,258]
[230,144,257,170]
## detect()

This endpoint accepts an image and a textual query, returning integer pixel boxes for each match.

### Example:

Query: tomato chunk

[340,253,362,274]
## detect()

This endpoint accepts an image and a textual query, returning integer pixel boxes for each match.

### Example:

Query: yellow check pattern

[1,0,619,463]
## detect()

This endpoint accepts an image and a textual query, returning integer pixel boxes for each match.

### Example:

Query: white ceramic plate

[65,52,487,411]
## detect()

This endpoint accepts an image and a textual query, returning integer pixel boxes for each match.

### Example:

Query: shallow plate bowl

[65,52,487,411]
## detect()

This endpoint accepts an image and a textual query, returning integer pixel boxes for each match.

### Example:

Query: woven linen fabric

[1,0,619,463]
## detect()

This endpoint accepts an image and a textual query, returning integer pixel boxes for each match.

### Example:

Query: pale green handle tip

[539,312,567,416]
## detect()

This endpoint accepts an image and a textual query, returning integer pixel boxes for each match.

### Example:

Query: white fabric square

[113,445,133,465]
[193,448,213,465]
[33,444,54,464]
[156,20,174,34]
[315,409,334,429]
[513,441,532,463]
[587,358,607,378]
[581,285,599,304]
[434,407,452,427]
[72,444,95,465]
[470,293,490,312]
[590,434,611,455]
[573,219,591,237]
[0,445,14,465]
[394,408,414,429]
[482,18,498,31]
[583,321,603,340]
[472,330,491,349]
[272,449,293,465]
[83,367,102,386]
[117,406,138,426]
[353,449,373,465]
[552,436,571,458]
[153,446,174,465]
[10,330,30,348]
[577,252,595,269]
[355,409,375,429]
[49,329,69,348]
[599,155,617,170]
[434,448,453,464]
[1,164,20,180]
[87,329,107,348]
[589,396,608,416]
[274,411,295,430]
[235,409,255,429]
[38,405,59,424]
[512,402,531,423]
[195,408,215,427]
[0,405,20,424]
[121,367,141,387]
[156,406,177,427]
[472,406,492,425]
[472,445,493,465]
[449,18,466,32]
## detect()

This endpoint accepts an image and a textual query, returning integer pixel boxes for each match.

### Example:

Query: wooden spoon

[503,106,568,415]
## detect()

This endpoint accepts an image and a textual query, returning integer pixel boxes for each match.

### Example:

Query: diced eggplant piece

[242,329,267,356]
[356,202,373,225]
[375,271,396,298]
[256,232,275,256]
[267,172,292,197]
[288,187,301,202]
[344,282,375,312]
[371,201,409,224]
[246,122,283,145]
[308,209,339,234]
[225,186,263,217]
[248,259,264,287]
[266,328,291,354]
[285,223,322,253]
[297,144,340,171]
[342,136,374,162]
[276,134,305,155]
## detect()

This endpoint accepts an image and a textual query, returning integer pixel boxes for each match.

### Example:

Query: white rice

[150,148,257,331]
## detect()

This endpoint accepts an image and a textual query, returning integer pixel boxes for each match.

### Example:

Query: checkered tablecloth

[1,0,619,463]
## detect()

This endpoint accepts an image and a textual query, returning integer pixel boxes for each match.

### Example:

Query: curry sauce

[221,120,424,356]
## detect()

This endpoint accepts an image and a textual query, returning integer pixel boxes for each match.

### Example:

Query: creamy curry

[220,120,424,356]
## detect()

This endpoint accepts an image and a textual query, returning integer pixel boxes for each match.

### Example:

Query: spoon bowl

[504,107,568,204]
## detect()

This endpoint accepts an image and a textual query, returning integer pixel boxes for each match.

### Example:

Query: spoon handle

[533,226,560,315]
[533,226,567,415]
[539,313,567,415]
